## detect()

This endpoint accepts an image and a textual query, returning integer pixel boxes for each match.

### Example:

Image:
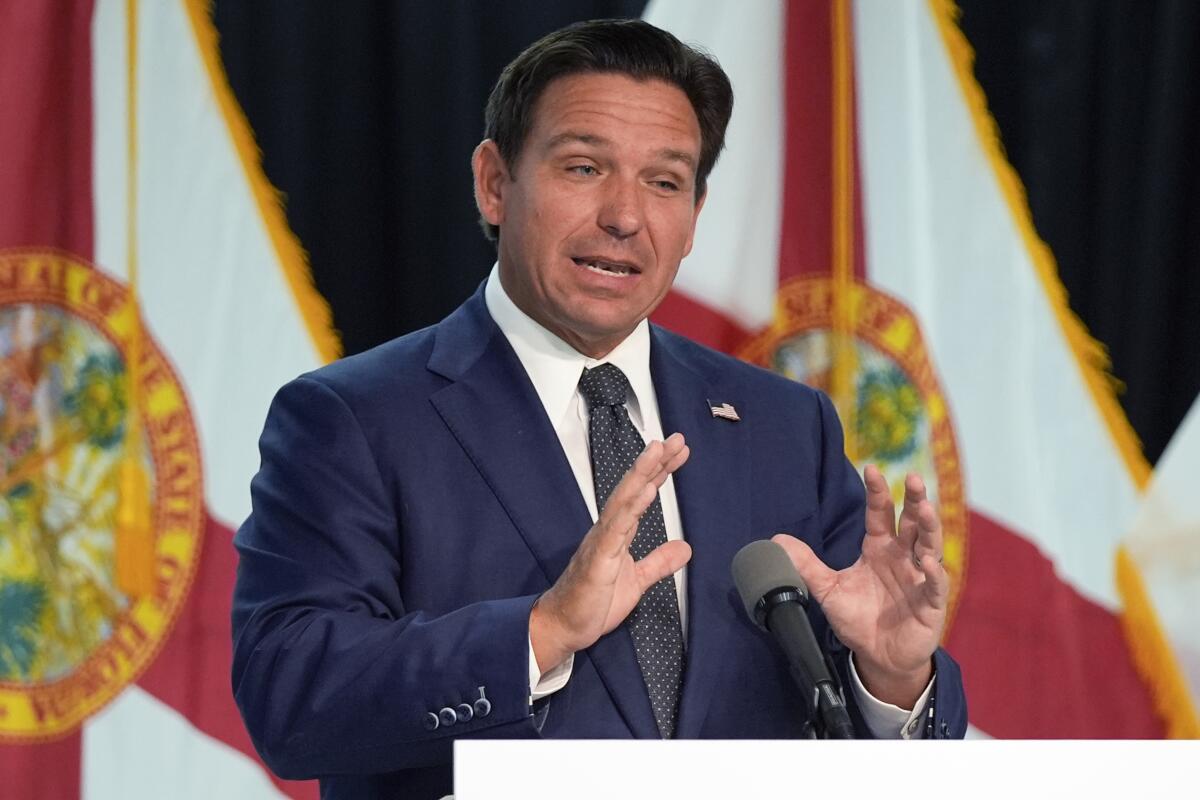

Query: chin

[567,308,643,339]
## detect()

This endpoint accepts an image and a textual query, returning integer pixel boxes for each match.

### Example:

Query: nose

[596,177,644,240]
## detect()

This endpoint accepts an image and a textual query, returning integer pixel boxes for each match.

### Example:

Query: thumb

[634,540,692,591]
[771,534,838,600]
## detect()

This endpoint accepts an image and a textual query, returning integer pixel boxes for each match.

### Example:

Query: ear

[681,187,708,258]
[472,140,510,229]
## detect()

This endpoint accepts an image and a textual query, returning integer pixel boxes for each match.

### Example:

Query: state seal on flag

[0,249,204,741]
[739,276,969,633]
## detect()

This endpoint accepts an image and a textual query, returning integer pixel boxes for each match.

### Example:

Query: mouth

[571,257,641,278]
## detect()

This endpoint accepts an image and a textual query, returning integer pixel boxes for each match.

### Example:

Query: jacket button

[456,703,474,723]
[939,720,951,738]
[473,686,492,718]
[423,712,439,731]
[439,707,458,727]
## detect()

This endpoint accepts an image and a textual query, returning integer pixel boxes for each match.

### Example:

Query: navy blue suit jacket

[232,287,967,798]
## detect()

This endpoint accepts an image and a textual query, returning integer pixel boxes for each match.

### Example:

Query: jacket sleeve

[807,389,969,739]
[231,376,540,780]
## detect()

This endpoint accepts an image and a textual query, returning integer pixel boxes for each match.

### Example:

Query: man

[232,18,967,800]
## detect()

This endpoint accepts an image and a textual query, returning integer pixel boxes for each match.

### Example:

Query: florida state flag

[0,1,334,796]
[646,0,1194,739]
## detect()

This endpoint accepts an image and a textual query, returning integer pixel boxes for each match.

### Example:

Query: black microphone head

[731,540,810,625]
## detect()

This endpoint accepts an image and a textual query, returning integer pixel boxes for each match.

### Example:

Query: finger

[896,472,927,551]
[597,482,657,557]
[602,435,685,522]
[595,437,687,555]
[919,551,950,610]
[633,540,693,590]
[600,441,665,514]
[910,500,944,573]
[771,534,839,601]
[631,438,668,480]
[643,434,687,484]
[650,433,685,467]
[651,444,689,490]
[903,472,928,505]
[862,464,897,541]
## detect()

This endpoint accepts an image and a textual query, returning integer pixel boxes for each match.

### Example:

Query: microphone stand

[790,654,853,739]
[760,588,855,739]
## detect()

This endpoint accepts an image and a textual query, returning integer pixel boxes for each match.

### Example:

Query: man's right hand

[529,432,691,673]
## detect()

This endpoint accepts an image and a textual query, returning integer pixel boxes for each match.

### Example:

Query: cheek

[552,186,598,223]
[650,206,700,259]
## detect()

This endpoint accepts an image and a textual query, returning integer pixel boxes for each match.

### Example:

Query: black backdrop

[958,0,1200,465]
[214,0,1200,465]
[212,1,643,354]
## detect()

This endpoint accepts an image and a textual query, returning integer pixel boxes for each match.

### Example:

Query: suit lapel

[651,329,749,738]
[428,289,659,738]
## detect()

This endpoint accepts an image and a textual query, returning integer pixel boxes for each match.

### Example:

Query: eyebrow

[545,131,697,172]
[658,149,696,171]
[545,131,610,150]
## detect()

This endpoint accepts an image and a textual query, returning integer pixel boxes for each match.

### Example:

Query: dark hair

[479,18,734,242]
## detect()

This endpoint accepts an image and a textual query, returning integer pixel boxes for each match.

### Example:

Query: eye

[653,179,680,192]
[569,164,598,176]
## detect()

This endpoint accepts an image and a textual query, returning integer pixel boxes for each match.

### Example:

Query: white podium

[454,739,1197,799]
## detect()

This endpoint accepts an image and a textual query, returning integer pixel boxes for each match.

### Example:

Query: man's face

[475,73,706,357]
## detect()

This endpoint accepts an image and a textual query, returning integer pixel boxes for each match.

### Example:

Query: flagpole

[115,0,155,598]
[830,0,859,461]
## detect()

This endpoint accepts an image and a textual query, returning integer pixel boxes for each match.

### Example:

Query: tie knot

[578,363,631,408]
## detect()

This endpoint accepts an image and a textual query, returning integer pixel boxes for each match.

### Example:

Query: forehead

[527,72,701,154]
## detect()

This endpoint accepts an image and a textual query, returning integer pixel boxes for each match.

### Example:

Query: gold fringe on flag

[1115,546,1200,737]
[181,0,342,365]
[115,0,155,598]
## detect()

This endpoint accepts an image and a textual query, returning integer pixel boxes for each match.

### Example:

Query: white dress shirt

[484,266,931,738]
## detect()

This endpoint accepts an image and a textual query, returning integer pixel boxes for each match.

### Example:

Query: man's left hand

[772,464,948,708]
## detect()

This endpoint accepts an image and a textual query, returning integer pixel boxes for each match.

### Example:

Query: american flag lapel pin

[708,399,740,422]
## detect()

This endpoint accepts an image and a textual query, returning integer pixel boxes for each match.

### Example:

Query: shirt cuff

[528,634,574,701]
[848,652,934,739]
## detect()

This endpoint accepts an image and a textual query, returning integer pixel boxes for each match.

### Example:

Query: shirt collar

[484,265,655,432]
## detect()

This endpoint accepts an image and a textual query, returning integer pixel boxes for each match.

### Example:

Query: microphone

[731,540,855,739]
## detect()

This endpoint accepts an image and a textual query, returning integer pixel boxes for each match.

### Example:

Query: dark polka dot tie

[579,363,683,739]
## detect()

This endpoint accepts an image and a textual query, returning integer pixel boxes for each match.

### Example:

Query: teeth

[578,259,631,277]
